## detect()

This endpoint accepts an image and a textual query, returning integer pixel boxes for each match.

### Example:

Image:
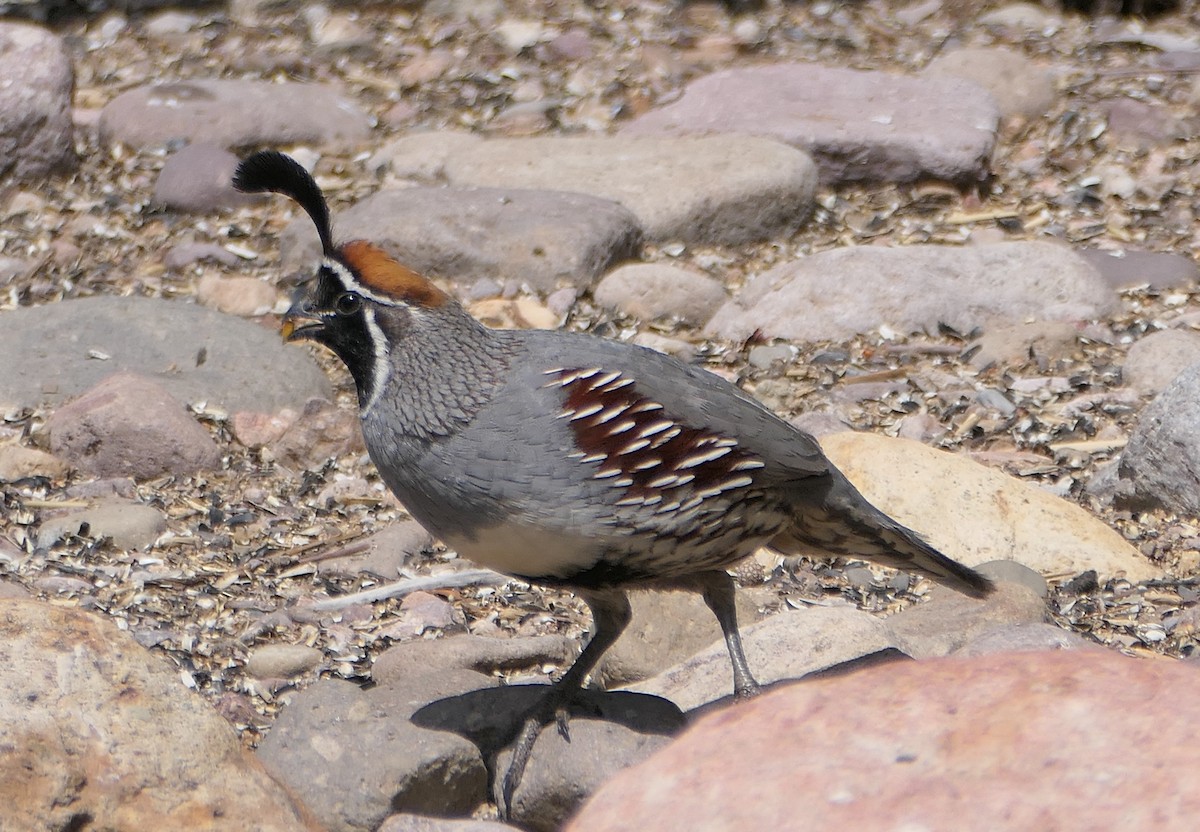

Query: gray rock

[705,242,1115,343]
[629,605,900,711]
[0,23,75,182]
[244,644,323,680]
[379,815,519,832]
[593,263,727,325]
[368,131,484,181]
[257,673,489,832]
[99,79,371,149]
[503,704,681,832]
[1078,247,1200,290]
[372,633,576,687]
[0,599,320,831]
[889,569,1048,659]
[1122,330,1200,396]
[596,588,765,690]
[0,295,330,413]
[196,274,279,317]
[36,498,167,551]
[1119,363,1200,515]
[623,63,998,186]
[316,520,433,579]
[153,143,257,212]
[281,187,643,293]
[164,242,242,270]
[923,46,1056,121]
[953,622,1096,657]
[46,373,221,479]
[442,135,818,244]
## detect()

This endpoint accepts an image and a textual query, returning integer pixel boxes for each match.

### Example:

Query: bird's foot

[496,687,594,819]
[734,679,762,701]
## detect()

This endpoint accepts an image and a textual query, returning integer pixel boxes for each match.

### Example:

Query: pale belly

[440,522,607,581]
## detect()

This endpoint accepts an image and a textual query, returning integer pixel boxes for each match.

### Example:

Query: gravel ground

[3,0,1200,744]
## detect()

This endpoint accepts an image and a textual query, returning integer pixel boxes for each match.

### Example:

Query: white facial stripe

[360,306,392,415]
[322,258,402,307]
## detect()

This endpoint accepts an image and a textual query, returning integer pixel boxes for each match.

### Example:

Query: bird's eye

[334,292,361,316]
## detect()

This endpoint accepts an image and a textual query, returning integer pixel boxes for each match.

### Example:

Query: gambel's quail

[234,151,994,805]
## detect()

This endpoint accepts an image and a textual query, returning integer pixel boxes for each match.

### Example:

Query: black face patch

[295,265,382,409]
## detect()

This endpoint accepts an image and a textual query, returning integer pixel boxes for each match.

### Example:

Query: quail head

[234,150,994,805]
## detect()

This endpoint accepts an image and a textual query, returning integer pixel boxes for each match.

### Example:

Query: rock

[268,398,365,469]
[281,187,642,294]
[442,135,817,244]
[46,373,221,480]
[0,579,30,599]
[36,498,167,550]
[1078,247,1200,290]
[315,520,433,579]
[469,297,561,330]
[1118,363,1200,515]
[923,46,1056,121]
[623,63,998,186]
[0,444,69,480]
[567,650,1200,832]
[888,563,1048,659]
[502,701,681,832]
[379,816,519,832]
[232,408,297,449]
[630,332,696,363]
[196,274,278,317]
[372,633,577,687]
[965,320,1081,370]
[953,622,1096,657]
[0,22,75,182]
[596,589,764,690]
[630,605,900,711]
[0,599,320,831]
[819,432,1157,581]
[593,264,727,325]
[245,644,323,680]
[99,79,371,149]
[704,242,1115,343]
[977,2,1060,30]
[153,143,257,212]
[0,296,331,413]
[369,131,484,181]
[256,674,489,831]
[164,242,242,270]
[1103,97,1182,150]
[1122,330,1200,395]
[385,590,458,637]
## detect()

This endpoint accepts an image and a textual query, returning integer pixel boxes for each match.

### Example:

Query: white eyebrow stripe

[323,258,407,307]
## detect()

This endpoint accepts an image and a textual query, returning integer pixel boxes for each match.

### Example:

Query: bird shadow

[411,684,687,761]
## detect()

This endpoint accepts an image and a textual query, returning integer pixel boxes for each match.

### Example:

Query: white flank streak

[648,474,681,488]
[360,307,391,416]
[655,500,683,514]
[592,404,630,424]
[606,419,637,435]
[614,495,646,507]
[732,459,766,471]
[569,403,604,421]
[594,468,621,479]
[590,370,622,389]
[557,409,576,419]
[677,447,732,468]
[612,477,634,487]
[629,401,664,413]
[615,439,653,457]
[679,496,704,512]
[579,452,607,464]
[720,475,754,490]
[599,377,636,392]
[637,419,675,438]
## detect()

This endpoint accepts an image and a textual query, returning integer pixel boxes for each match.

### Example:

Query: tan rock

[569,650,1200,832]
[0,599,320,831]
[196,274,278,317]
[819,431,1156,581]
[0,443,70,480]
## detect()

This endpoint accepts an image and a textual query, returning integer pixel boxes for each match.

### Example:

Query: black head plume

[233,150,334,256]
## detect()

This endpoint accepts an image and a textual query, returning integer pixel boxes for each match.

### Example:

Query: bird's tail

[772,471,994,599]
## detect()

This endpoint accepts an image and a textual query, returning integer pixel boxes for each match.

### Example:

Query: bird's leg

[499,588,632,816]
[697,570,761,699]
